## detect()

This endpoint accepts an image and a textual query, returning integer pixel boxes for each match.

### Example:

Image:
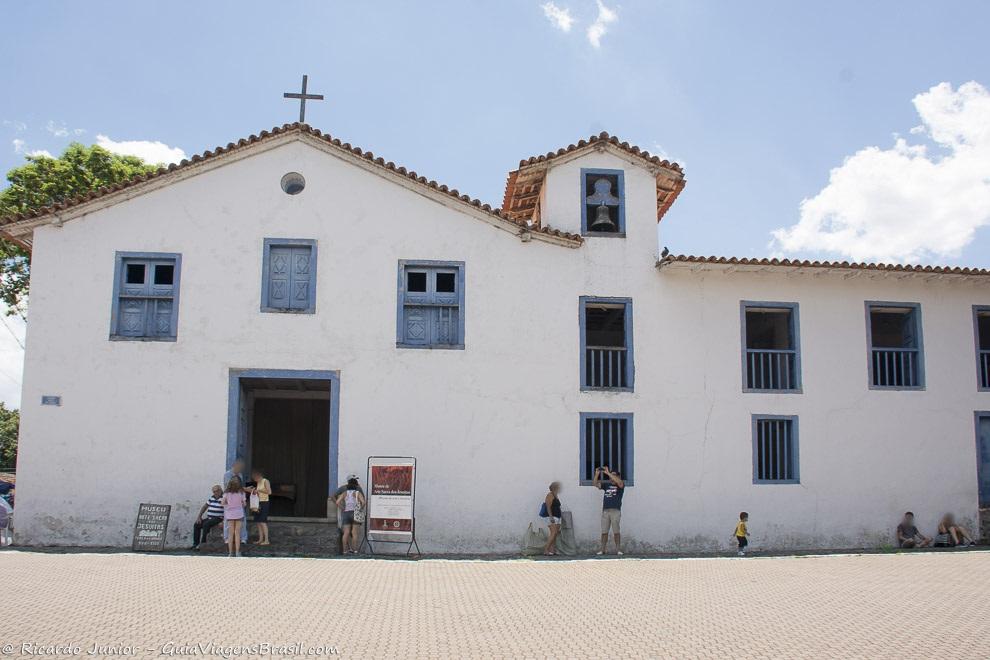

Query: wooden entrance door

[251,396,330,518]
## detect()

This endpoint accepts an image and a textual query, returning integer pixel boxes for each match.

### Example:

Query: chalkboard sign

[132,503,171,552]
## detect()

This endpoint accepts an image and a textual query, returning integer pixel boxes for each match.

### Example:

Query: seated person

[895,511,930,548]
[937,513,976,547]
[191,485,224,550]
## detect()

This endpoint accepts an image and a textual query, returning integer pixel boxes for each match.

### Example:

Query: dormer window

[581,168,625,236]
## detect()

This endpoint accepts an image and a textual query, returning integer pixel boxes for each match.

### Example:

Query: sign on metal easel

[362,457,420,556]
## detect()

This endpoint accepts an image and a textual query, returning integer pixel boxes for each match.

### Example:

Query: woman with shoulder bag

[335,477,366,555]
[542,482,563,556]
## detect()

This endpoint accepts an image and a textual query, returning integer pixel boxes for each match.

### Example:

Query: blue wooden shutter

[268,247,291,309]
[432,269,459,345]
[402,268,430,345]
[150,260,175,337]
[290,247,312,310]
[119,261,150,337]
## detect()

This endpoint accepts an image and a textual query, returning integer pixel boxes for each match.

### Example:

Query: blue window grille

[580,297,633,391]
[975,306,990,391]
[261,239,317,313]
[396,260,465,349]
[110,252,181,341]
[752,415,799,484]
[741,302,801,392]
[866,302,924,389]
[580,413,634,486]
[581,168,625,236]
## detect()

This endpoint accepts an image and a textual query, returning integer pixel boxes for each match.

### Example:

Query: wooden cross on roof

[283,75,324,123]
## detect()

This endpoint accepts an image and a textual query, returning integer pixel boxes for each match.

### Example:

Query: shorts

[601,509,621,534]
[737,536,748,549]
[253,501,270,522]
[546,516,562,526]
[340,510,355,526]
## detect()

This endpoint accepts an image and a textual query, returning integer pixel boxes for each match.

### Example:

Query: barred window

[752,416,798,484]
[580,413,633,485]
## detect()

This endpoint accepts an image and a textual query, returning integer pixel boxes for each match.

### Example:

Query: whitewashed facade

[4,125,989,553]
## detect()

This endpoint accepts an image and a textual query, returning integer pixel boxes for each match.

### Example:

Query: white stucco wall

[12,135,990,552]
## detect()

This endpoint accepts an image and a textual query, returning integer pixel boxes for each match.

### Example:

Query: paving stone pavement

[2,550,989,659]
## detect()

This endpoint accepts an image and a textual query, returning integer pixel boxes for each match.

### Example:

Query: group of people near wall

[190,459,366,557]
[190,460,979,557]
[541,466,628,556]
[895,511,978,549]
[189,459,272,557]
[542,467,979,557]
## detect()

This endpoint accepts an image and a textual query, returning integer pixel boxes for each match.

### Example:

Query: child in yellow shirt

[734,512,749,556]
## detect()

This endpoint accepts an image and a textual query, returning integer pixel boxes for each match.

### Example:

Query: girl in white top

[334,477,366,555]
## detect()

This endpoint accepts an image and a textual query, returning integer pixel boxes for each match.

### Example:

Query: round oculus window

[280,172,306,195]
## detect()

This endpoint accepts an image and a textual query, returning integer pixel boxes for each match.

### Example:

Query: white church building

[3,123,989,553]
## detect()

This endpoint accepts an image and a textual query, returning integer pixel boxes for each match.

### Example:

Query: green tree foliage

[0,144,158,316]
[0,402,18,467]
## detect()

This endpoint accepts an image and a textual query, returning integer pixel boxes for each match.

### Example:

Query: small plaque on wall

[41,395,61,406]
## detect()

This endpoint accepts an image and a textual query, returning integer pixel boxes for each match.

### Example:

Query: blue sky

[1,1,989,405]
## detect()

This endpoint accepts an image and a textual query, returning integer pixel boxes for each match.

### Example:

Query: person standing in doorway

[593,466,625,556]
[335,477,366,554]
[542,482,563,556]
[221,477,247,557]
[248,468,271,546]
[222,459,249,545]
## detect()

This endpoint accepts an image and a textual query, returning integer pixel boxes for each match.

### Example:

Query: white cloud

[772,81,990,263]
[46,120,69,137]
[652,142,684,168]
[11,139,25,154]
[95,134,186,165]
[2,120,27,132]
[541,2,574,32]
[27,149,52,158]
[586,0,617,49]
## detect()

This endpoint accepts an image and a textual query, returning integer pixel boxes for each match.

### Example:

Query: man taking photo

[593,465,625,556]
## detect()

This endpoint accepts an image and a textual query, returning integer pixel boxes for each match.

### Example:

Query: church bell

[589,203,617,232]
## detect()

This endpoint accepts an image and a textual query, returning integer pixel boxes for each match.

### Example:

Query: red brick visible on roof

[501,131,686,226]
[657,254,990,276]
[0,123,583,247]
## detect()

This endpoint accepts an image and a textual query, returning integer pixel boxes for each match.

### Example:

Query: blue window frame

[581,168,625,236]
[865,301,924,389]
[974,306,990,391]
[580,297,634,391]
[261,238,317,314]
[741,301,801,392]
[110,251,181,341]
[752,415,799,484]
[396,260,465,349]
[580,412,634,486]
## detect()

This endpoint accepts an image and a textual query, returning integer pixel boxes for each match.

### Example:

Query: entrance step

[196,519,340,557]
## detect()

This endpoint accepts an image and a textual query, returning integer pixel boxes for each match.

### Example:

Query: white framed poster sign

[366,456,416,546]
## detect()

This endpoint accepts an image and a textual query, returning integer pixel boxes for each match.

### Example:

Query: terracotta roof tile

[0,123,583,248]
[657,254,990,277]
[501,131,686,226]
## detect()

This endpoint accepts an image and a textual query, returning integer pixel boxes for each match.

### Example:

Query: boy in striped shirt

[191,485,224,550]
